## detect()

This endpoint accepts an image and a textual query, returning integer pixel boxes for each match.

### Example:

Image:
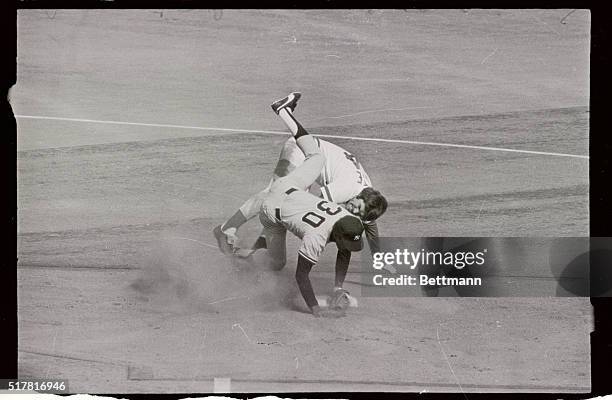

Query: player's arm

[295,253,318,310]
[363,220,381,254]
[296,241,346,318]
[296,254,346,318]
[334,247,351,289]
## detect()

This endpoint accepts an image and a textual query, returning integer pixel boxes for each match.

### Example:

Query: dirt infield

[15,9,590,393]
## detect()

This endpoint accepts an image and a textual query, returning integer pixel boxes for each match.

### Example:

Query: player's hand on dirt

[327,288,351,311]
[311,305,346,318]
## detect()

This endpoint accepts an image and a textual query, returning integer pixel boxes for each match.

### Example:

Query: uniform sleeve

[298,234,326,265]
[334,248,352,288]
[295,253,318,309]
[364,220,381,254]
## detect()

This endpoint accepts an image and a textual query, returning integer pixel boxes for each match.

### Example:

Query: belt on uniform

[275,187,298,221]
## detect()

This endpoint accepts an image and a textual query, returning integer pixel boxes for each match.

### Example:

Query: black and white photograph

[12,8,594,395]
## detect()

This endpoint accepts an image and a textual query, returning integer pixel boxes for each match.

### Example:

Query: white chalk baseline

[15,114,589,160]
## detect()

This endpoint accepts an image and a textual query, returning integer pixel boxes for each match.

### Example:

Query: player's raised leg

[271,92,309,139]
[273,137,306,179]
[246,94,320,252]
[271,93,323,189]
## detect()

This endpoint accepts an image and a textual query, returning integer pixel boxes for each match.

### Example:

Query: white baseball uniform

[260,184,356,265]
[280,137,373,203]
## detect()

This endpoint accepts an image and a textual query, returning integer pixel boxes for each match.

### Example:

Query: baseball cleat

[271,92,301,114]
[213,225,238,255]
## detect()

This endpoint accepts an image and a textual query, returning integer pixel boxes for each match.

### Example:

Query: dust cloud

[128,230,302,314]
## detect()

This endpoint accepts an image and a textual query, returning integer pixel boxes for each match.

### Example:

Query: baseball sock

[221,211,247,232]
[295,135,320,158]
[278,108,309,139]
[222,176,276,232]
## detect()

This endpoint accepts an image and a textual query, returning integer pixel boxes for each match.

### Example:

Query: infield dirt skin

[16,9,590,393]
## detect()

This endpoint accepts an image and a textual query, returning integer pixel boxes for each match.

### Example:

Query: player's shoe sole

[213,225,235,255]
[271,92,301,114]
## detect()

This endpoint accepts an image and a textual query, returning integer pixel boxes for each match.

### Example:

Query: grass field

[15,9,591,393]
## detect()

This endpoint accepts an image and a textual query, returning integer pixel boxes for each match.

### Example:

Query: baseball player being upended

[214,93,388,317]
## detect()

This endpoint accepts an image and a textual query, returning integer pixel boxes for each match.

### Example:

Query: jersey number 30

[302,200,342,228]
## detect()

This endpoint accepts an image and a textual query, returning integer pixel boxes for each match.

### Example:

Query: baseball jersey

[315,138,372,203]
[261,186,357,265]
[284,137,372,204]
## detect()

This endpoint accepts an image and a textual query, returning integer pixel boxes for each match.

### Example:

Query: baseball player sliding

[214,93,388,317]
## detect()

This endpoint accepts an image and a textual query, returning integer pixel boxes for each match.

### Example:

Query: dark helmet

[332,215,364,252]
